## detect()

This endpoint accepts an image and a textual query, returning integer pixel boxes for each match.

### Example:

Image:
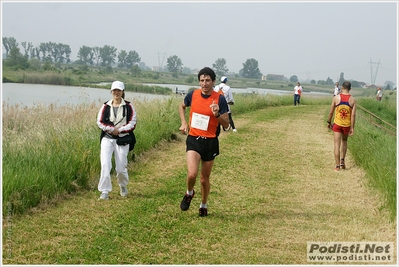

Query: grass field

[2,91,396,264]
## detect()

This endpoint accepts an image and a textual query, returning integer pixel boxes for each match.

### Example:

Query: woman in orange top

[178,67,230,217]
[327,81,356,171]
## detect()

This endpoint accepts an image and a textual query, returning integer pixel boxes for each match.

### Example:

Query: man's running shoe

[340,159,346,170]
[199,208,208,217]
[334,166,340,172]
[180,190,195,211]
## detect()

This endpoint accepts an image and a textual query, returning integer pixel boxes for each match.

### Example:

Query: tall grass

[357,97,397,126]
[348,96,397,220]
[2,96,182,215]
[2,92,396,219]
[350,117,396,219]
[2,102,100,214]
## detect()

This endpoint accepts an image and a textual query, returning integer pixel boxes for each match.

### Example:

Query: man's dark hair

[198,67,216,81]
[342,81,351,90]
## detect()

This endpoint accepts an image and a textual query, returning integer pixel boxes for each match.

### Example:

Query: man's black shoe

[199,208,208,217]
[180,190,195,211]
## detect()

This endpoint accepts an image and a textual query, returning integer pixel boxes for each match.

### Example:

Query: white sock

[200,203,207,209]
[187,190,193,196]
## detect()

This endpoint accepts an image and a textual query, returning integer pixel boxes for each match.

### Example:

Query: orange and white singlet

[188,89,221,138]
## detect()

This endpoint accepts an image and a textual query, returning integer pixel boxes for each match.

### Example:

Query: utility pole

[368,58,381,85]
[157,51,167,71]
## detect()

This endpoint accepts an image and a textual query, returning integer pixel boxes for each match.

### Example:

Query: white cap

[221,76,228,83]
[111,81,124,90]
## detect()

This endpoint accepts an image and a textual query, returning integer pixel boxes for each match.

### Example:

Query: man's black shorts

[186,135,219,161]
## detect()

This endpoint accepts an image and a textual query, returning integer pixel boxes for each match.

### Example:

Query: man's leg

[333,131,342,169]
[180,150,201,211]
[199,160,214,206]
[186,150,201,191]
[340,133,349,168]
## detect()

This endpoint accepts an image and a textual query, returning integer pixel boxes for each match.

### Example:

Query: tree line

[5,36,393,88]
[2,37,264,79]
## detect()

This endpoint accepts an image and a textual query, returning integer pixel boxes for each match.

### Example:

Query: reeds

[2,96,182,215]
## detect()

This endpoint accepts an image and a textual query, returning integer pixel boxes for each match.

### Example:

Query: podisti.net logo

[307,242,394,263]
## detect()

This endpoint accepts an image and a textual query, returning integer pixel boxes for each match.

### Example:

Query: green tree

[28,58,42,71]
[326,77,334,86]
[4,46,29,69]
[2,37,18,57]
[99,45,117,66]
[77,45,92,65]
[38,42,48,61]
[289,75,298,83]
[384,81,394,90]
[131,65,142,77]
[241,58,262,78]
[117,50,128,68]
[212,58,229,76]
[166,55,183,76]
[125,50,141,68]
[21,41,33,58]
[92,46,101,66]
[31,47,40,60]
[351,80,360,88]
[60,43,71,63]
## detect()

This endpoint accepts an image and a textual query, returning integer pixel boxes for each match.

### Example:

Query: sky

[1,0,398,86]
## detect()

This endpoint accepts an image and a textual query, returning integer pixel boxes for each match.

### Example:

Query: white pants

[98,138,129,193]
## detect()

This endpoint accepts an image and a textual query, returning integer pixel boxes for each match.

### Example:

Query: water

[144,83,331,96]
[2,82,331,108]
[1,83,171,107]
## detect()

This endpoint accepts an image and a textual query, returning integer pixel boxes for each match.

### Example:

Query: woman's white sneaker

[98,192,109,200]
[120,186,128,197]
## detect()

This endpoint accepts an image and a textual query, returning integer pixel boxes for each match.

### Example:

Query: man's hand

[209,100,219,117]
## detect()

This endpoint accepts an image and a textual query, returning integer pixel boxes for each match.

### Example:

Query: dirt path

[214,105,396,262]
[3,105,396,264]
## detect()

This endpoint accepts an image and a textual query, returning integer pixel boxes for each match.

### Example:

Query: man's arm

[179,101,188,134]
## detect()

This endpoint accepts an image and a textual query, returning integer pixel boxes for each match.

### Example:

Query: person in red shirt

[178,67,230,217]
[327,81,356,171]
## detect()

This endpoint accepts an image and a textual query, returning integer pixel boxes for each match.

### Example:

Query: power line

[368,58,381,85]
[157,51,167,70]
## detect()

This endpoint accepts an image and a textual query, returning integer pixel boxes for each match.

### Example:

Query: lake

[144,83,332,97]
[1,83,171,107]
[2,83,331,108]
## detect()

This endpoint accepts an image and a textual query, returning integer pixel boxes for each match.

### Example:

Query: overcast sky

[2,1,397,86]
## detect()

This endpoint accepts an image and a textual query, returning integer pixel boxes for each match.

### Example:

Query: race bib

[191,112,210,131]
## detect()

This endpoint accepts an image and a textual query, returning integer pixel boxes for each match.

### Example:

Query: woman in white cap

[96,81,137,200]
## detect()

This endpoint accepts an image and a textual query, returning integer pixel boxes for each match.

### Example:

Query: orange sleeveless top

[188,89,221,138]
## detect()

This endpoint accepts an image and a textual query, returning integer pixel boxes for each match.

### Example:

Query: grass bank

[2,100,396,264]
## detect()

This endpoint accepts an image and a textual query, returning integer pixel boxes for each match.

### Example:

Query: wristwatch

[215,112,221,118]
